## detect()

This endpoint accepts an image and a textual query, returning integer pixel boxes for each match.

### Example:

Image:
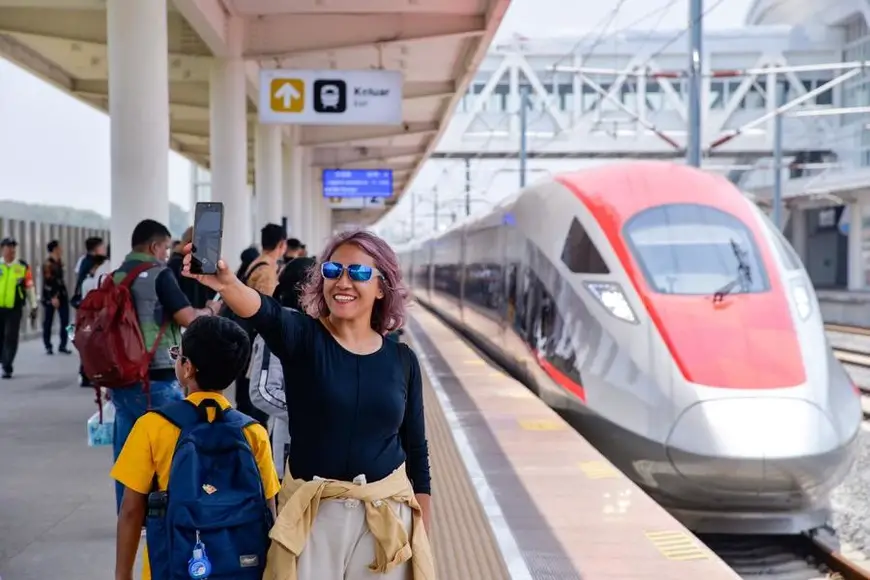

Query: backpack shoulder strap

[120,262,159,289]
[242,261,269,285]
[150,400,201,431]
[223,408,259,431]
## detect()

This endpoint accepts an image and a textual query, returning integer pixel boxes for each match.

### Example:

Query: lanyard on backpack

[188,530,212,579]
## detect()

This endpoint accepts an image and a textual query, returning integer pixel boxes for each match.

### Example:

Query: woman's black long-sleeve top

[245,294,431,494]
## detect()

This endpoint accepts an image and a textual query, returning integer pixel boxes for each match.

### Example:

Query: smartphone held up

[190,202,224,276]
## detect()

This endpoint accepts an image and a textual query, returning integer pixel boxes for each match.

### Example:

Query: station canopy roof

[0,0,510,225]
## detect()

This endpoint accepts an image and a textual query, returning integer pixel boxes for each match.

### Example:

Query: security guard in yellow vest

[0,238,37,379]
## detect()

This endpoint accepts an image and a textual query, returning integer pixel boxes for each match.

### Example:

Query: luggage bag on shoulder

[72,262,168,417]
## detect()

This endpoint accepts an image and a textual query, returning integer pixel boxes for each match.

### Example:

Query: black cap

[0,237,17,247]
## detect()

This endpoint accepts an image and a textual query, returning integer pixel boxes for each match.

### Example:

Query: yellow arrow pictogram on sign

[270,79,304,113]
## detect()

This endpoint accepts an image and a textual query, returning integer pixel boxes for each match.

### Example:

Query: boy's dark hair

[85,236,104,253]
[131,219,171,249]
[261,224,287,251]
[181,316,251,392]
[286,238,302,251]
[47,240,59,253]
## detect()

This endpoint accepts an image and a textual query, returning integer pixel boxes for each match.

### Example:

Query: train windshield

[624,203,770,295]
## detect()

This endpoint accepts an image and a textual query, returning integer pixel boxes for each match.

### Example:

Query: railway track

[702,528,870,579]
[833,347,870,373]
[827,324,870,337]
[826,325,870,407]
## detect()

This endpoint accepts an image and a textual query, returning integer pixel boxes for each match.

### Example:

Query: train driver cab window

[561,217,609,274]
[624,204,770,295]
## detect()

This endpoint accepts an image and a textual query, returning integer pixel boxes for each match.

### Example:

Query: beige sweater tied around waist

[263,463,434,580]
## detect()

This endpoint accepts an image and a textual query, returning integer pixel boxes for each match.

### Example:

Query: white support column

[209,17,249,270]
[281,132,293,236]
[107,0,169,260]
[255,124,282,229]
[309,201,320,255]
[283,127,304,240]
[313,197,325,252]
[248,184,258,247]
[848,201,864,290]
[791,208,808,265]
[313,169,327,253]
[322,199,332,241]
[299,148,314,252]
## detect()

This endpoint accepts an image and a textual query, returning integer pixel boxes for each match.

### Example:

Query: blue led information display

[322,169,393,198]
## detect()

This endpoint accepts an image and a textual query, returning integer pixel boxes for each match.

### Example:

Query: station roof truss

[0,0,510,219]
[410,44,869,210]
[444,47,850,156]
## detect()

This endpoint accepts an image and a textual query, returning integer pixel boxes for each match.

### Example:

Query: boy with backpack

[111,315,280,580]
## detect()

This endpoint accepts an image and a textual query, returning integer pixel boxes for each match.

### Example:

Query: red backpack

[73,262,168,416]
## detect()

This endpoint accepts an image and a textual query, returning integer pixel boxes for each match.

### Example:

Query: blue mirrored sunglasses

[321,261,381,282]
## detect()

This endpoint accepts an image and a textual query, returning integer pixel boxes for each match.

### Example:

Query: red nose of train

[648,294,806,389]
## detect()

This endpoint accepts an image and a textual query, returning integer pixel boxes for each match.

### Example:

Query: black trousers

[42,299,70,350]
[0,307,23,374]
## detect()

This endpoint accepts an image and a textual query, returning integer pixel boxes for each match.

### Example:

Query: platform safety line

[408,326,535,580]
[578,460,621,479]
[643,530,710,561]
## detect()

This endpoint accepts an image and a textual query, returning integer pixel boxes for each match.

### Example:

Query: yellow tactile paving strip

[408,342,511,580]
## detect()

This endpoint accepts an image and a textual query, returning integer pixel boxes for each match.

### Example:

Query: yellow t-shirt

[110,391,281,580]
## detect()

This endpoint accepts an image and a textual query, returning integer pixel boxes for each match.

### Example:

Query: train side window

[561,217,609,274]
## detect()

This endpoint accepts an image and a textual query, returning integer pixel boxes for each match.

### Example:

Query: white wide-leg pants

[296,496,413,580]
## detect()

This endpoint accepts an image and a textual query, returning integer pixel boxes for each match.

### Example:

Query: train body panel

[398,162,861,534]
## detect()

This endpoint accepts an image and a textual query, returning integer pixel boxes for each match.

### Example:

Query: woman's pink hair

[299,230,409,334]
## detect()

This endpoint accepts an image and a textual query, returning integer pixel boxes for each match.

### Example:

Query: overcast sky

[0,0,754,218]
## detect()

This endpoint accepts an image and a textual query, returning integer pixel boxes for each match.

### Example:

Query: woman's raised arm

[180,244,305,361]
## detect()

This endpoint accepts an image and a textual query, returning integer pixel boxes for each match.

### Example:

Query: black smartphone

[191,202,224,275]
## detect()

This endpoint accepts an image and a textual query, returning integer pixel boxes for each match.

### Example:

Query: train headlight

[584,282,638,324]
[791,281,812,320]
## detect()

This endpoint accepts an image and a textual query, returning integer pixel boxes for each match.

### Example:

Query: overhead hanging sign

[322,169,393,198]
[259,69,403,125]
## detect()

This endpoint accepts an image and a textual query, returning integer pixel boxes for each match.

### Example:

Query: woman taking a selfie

[182,230,432,580]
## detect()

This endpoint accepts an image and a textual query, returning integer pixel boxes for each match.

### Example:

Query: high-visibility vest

[0,260,30,309]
